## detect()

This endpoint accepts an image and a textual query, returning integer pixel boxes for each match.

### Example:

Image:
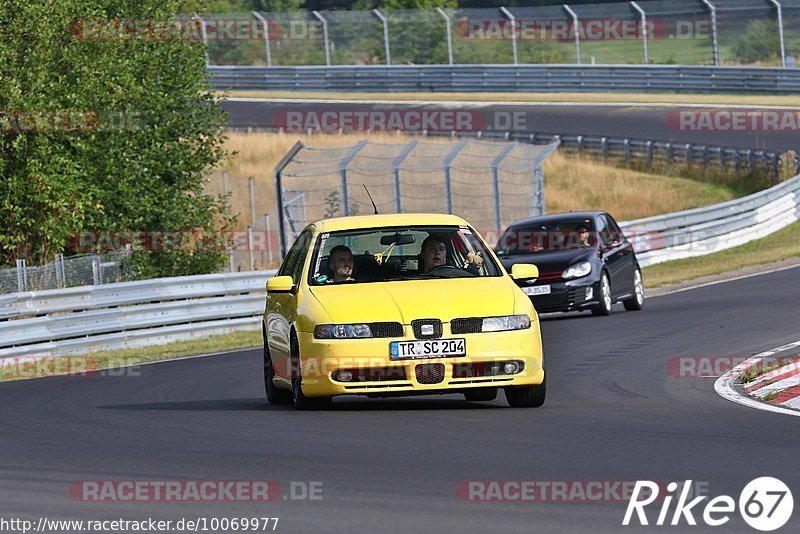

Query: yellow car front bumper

[295,326,544,398]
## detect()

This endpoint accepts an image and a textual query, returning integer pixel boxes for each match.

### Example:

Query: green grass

[643,220,800,289]
[0,330,262,382]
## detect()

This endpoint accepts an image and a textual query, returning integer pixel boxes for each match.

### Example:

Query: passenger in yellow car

[328,245,355,282]
[420,235,484,275]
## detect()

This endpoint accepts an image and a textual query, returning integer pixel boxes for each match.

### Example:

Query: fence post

[252,12,273,67]
[392,140,418,213]
[55,253,65,288]
[91,254,101,285]
[436,8,454,65]
[273,141,305,258]
[769,0,787,68]
[312,11,331,66]
[15,259,27,292]
[373,9,391,65]
[443,140,469,214]
[249,176,257,227]
[500,7,518,65]
[701,0,719,66]
[247,226,255,271]
[264,213,273,265]
[630,1,649,64]
[193,14,209,66]
[563,5,581,64]
[339,141,368,216]
[492,143,517,237]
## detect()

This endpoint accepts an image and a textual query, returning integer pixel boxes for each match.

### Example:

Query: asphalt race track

[1,266,798,533]
[224,99,799,152]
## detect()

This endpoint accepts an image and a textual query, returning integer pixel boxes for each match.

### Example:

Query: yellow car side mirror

[511,263,539,281]
[267,275,294,293]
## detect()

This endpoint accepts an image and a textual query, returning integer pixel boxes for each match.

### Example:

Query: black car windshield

[495,219,596,256]
[308,225,501,285]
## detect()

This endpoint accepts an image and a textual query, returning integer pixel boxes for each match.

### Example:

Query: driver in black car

[420,235,483,275]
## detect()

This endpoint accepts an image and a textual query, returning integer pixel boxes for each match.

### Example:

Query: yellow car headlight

[314,324,373,339]
[481,315,531,333]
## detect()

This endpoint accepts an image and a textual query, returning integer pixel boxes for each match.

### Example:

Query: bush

[731,20,781,64]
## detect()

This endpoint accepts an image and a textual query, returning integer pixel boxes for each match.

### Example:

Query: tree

[0,0,232,277]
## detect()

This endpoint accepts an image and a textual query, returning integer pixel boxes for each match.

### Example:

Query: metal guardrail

[208,65,800,94]
[1,173,798,359]
[621,173,800,266]
[0,271,274,358]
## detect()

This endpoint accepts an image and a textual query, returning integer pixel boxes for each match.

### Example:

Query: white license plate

[523,285,551,296]
[390,338,466,360]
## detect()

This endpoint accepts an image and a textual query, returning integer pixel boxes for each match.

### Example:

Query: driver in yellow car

[328,245,355,282]
[421,235,483,274]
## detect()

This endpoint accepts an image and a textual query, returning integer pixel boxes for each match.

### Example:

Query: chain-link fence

[273,138,560,256]
[196,0,796,67]
[0,253,134,294]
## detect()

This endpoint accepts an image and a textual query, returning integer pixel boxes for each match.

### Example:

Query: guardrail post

[563,5,581,64]
[685,144,692,165]
[443,140,469,214]
[576,135,584,156]
[15,259,27,292]
[747,149,755,171]
[601,137,609,161]
[436,8,454,65]
[492,143,517,236]
[646,140,653,169]
[630,1,649,64]
[312,11,331,66]
[339,141,368,216]
[193,14,209,67]
[768,0,787,68]
[500,7,518,65]
[701,0,719,66]
[665,142,673,163]
[623,138,631,162]
[372,9,391,65]
[252,12,273,67]
[702,145,709,165]
[392,140,418,212]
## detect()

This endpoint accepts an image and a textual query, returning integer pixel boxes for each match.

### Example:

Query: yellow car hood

[309,277,516,324]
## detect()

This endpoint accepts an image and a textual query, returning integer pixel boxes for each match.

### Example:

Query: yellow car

[262,213,545,410]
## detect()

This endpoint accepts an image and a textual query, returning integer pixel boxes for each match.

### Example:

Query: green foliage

[731,20,781,64]
[0,0,232,277]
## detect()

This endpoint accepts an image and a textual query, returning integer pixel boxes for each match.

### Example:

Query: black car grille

[451,317,483,334]
[532,288,587,312]
[334,367,407,382]
[415,363,445,384]
[369,322,404,338]
[411,319,442,339]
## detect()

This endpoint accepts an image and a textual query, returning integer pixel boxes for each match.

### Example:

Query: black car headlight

[314,324,373,339]
[562,261,592,280]
[481,315,531,333]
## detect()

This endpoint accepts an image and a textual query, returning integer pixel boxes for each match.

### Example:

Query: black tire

[623,267,645,311]
[264,328,292,405]
[464,388,498,402]
[290,335,332,411]
[591,272,613,316]
[505,376,546,408]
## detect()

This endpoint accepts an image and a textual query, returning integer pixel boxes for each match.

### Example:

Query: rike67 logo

[623,477,793,531]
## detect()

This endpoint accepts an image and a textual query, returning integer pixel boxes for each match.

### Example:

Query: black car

[496,211,644,315]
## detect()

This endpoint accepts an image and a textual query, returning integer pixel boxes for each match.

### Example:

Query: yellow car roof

[314,213,470,233]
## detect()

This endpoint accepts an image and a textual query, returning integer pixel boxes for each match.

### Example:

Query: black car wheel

[591,272,613,316]
[623,267,645,311]
[505,376,546,408]
[290,335,332,411]
[264,334,292,405]
[464,388,498,402]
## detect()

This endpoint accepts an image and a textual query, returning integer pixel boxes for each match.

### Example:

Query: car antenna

[363,184,378,214]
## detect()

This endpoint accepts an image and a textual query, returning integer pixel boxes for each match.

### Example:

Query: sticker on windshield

[313,233,330,279]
